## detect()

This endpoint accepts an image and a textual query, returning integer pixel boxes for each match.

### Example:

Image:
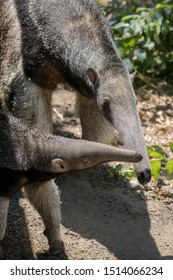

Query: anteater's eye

[102,97,110,111]
[101,97,111,121]
[82,159,89,165]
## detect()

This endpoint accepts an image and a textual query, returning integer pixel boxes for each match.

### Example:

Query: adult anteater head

[87,67,151,185]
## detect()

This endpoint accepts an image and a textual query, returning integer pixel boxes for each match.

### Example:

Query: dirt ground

[2,82,173,260]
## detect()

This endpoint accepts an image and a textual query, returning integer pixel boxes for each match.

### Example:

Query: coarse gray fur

[0,0,62,259]
[1,0,151,180]
[0,0,151,259]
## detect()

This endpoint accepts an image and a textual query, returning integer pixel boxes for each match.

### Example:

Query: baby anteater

[0,110,142,259]
[0,110,142,197]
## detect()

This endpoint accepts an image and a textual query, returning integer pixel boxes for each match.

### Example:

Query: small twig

[53,107,64,121]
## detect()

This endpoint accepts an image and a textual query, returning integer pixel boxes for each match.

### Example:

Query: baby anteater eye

[82,158,89,165]
[60,163,65,169]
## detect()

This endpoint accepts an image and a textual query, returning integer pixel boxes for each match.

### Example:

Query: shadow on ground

[2,167,173,259]
[60,169,162,260]
[2,192,33,260]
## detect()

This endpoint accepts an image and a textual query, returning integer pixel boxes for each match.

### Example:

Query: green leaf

[154,33,161,45]
[147,145,165,159]
[144,41,155,50]
[165,158,173,176]
[113,22,129,29]
[156,3,173,9]
[124,168,136,179]
[134,49,146,62]
[155,12,163,25]
[136,7,150,13]
[122,32,133,40]
[170,143,173,153]
[150,159,161,181]
[156,24,161,36]
[111,164,123,175]
[131,22,142,36]
[122,15,139,21]
[127,37,137,48]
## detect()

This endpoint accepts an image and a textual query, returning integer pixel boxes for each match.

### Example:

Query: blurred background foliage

[98,0,173,82]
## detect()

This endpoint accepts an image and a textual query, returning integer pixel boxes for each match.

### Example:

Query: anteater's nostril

[137,168,151,185]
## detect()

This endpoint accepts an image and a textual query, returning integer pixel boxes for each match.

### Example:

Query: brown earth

[2,82,173,260]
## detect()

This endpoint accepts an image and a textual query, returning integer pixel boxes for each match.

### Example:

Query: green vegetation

[99,0,173,80]
[98,1,173,183]
[111,143,173,182]
[147,144,173,181]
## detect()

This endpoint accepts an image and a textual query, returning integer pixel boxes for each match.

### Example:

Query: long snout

[121,128,151,185]
[103,83,152,185]
[74,140,143,167]
[114,116,151,185]
[51,139,143,174]
[103,143,151,185]
[88,143,143,164]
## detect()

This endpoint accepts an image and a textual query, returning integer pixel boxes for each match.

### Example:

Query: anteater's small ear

[51,158,66,173]
[129,72,136,83]
[87,68,99,86]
